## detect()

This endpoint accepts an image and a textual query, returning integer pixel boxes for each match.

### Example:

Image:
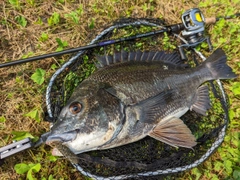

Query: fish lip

[45,130,78,145]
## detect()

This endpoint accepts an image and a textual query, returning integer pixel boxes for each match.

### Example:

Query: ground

[0,0,239,180]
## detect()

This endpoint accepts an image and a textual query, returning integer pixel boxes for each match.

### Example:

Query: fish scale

[91,62,199,106]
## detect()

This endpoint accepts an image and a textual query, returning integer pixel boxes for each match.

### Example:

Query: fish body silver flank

[46,48,237,155]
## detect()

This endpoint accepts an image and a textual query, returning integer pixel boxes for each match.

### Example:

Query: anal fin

[190,85,211,116]
[148,117,197,148]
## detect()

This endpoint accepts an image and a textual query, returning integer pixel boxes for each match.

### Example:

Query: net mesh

[45,18,229,179]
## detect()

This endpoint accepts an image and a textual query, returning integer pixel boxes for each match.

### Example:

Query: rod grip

[205,17,217,24]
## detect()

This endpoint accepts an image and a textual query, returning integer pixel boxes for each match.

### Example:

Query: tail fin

[203,48,237,79]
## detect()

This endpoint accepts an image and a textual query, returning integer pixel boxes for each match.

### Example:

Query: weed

[24,109,41,123]
[31,68,46,85]
[0,117,6,131]
[162,32,176,50]
[15,16,27,27]
[89,18,95,29]
[64,11,80,24]
[230,82,240,96]
[0,116,6,123]
[64,4,84,25]
[14,163,41,180]
[48,12,60,26]
[11,131,37,141]
[26,0,35,7]
[39,33,49,42]
[8,0,21,9]
[55,38,68,52]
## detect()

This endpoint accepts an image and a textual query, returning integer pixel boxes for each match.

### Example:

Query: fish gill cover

[45,18,230,179]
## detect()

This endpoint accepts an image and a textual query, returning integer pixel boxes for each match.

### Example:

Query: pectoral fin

[148,117,197,148]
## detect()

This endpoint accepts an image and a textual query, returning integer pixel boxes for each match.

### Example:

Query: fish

[45,48,236,156]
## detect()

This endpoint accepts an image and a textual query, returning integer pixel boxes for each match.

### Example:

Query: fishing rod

[0,9,239,68]
[0,28,171,68]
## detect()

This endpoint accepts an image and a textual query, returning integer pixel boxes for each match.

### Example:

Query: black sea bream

[46,48,236,155]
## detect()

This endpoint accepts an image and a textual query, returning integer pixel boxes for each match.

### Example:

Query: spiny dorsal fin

[149,117,197,148]
[95,50,184,68]
[190,85,211,116]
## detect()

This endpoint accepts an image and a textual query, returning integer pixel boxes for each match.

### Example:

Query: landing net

[45,18,229,179]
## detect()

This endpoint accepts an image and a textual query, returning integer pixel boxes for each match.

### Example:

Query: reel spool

[46,18,229,179]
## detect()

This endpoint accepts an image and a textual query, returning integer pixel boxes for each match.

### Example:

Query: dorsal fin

[95,50,184,68]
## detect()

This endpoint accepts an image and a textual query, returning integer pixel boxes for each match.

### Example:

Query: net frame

[45,18,229,179]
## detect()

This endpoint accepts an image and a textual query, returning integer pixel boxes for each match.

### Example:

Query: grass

[0,0,239,179]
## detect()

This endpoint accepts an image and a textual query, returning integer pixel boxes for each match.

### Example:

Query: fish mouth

[45,130,78,145]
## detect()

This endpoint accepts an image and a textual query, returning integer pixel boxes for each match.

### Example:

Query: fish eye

[69,102,82,114]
